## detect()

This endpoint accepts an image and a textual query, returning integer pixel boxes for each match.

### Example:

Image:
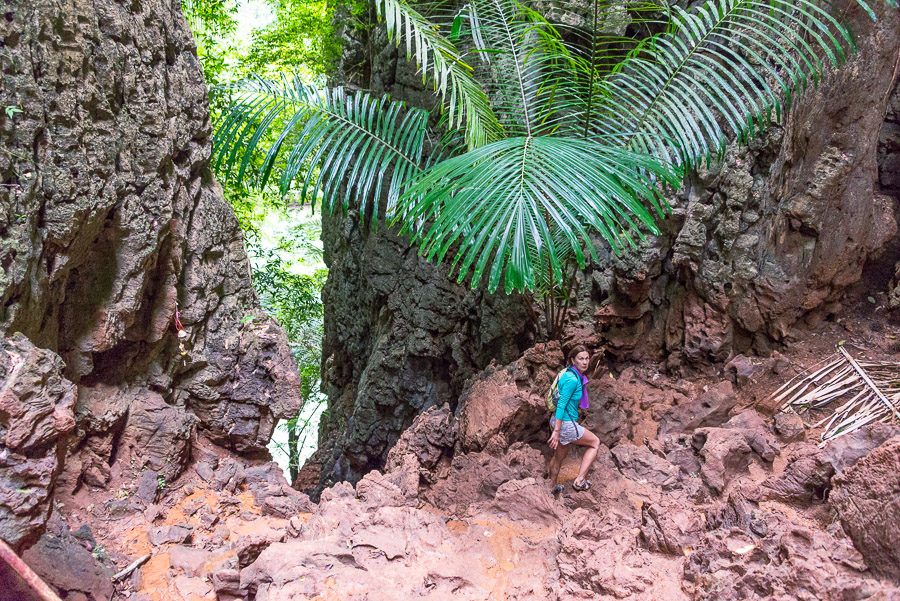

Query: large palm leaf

[590,0,862,168]
[466,0,574,136]
[213,75,429,218]
[396,136,681,292]
[374,0,504,149]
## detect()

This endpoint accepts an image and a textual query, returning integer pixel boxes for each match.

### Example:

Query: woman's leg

[548,442,570,487]
[572,428,600,487]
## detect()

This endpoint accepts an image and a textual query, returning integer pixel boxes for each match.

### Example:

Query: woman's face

[573,351,590,373]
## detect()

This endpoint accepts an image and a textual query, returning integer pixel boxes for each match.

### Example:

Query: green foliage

[398,136,681,292]
[211,0,895,326]
[215,76,430,216]
[244,0,340,76]
[590,0,858,170]
[181,0,242,88]
[373,0,504,149]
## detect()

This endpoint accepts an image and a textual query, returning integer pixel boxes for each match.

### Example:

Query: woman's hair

[566,345,589,365]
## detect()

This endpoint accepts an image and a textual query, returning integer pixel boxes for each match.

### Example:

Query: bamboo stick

[0,537,64,601]
[838,346,900,422]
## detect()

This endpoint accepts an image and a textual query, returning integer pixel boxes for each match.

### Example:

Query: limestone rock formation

[301,217,536,492]
[0,0,302,546]
[309,0,900,494]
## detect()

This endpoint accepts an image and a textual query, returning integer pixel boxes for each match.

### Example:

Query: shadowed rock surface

[0,335,76,550]
[831,436,900,583]
[0,0,301,549]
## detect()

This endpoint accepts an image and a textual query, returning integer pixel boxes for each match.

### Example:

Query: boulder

[724,354,756,388]
[611,444,682,490]
[773,412,806,442]
[822,422,900,473]
[21,524,113,601]
[481,478,561,526]
[758,444,835,505]
[236,527,286,568]
[147,524,193,546]
[422,444,544,515]
[658,381,737,435]
[168,545,211,578]
[692,428,760,494]
[830,436,900,582]
[640,500,704,556]
[384,404,457,481]
[356,454,419,510]
[0,335,76,550]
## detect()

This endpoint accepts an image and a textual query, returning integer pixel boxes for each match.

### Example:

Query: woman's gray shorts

[549,417,585,446]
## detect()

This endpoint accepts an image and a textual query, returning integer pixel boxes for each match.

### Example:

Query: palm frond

[591,0,857,169]
[395,136,681,292]
[374,0,504,149]
[212,75,429,219]
[465,0,577,137]
[549,0,669,137]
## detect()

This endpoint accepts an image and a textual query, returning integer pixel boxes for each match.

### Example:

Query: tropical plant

[181,0,242,88]
[212,0,892,337]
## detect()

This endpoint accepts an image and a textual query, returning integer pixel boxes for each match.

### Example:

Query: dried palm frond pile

[772,347,900,445]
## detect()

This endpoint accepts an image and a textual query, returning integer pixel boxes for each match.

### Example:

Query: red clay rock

[356,454,419,509]
[773,411,807,442]
[692,428,756,494]
[422,444,544,515]
[21,522,114,601]
[639,499,704,556]
[147,523,193,546]
[611,443,682,490]
[822,423,900,473]
[830,436,900,583]
[479,477,561,526]
[168,545,211,577]
[236,527,286,568]
[758,443,835,505]
[684,507,898,600]
[658,381,737,435]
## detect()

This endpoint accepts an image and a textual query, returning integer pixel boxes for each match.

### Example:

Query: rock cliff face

[0,0,301,549]
[305,0,900,494]
[588,4,900,368]
[302,211,536,491]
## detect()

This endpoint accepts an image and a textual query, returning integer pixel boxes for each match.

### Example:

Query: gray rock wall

[306,0,900,493]
[587,1,900,370]
[298,210,535,492]
[0,0,302,546]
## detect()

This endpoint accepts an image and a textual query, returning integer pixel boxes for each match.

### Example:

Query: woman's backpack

[546,367,579,412]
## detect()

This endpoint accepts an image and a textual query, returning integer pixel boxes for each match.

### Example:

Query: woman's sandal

[551,484,564,496]
[572,480,592,492]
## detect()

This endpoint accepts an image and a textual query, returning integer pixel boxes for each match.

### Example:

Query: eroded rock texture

[587,1,900,369]
[299,222,535,492]
[831,436,900,583]
[0,335,76,551]
[0,0,301,544]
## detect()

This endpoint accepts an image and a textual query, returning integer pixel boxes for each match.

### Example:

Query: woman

[548,345,600,494]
